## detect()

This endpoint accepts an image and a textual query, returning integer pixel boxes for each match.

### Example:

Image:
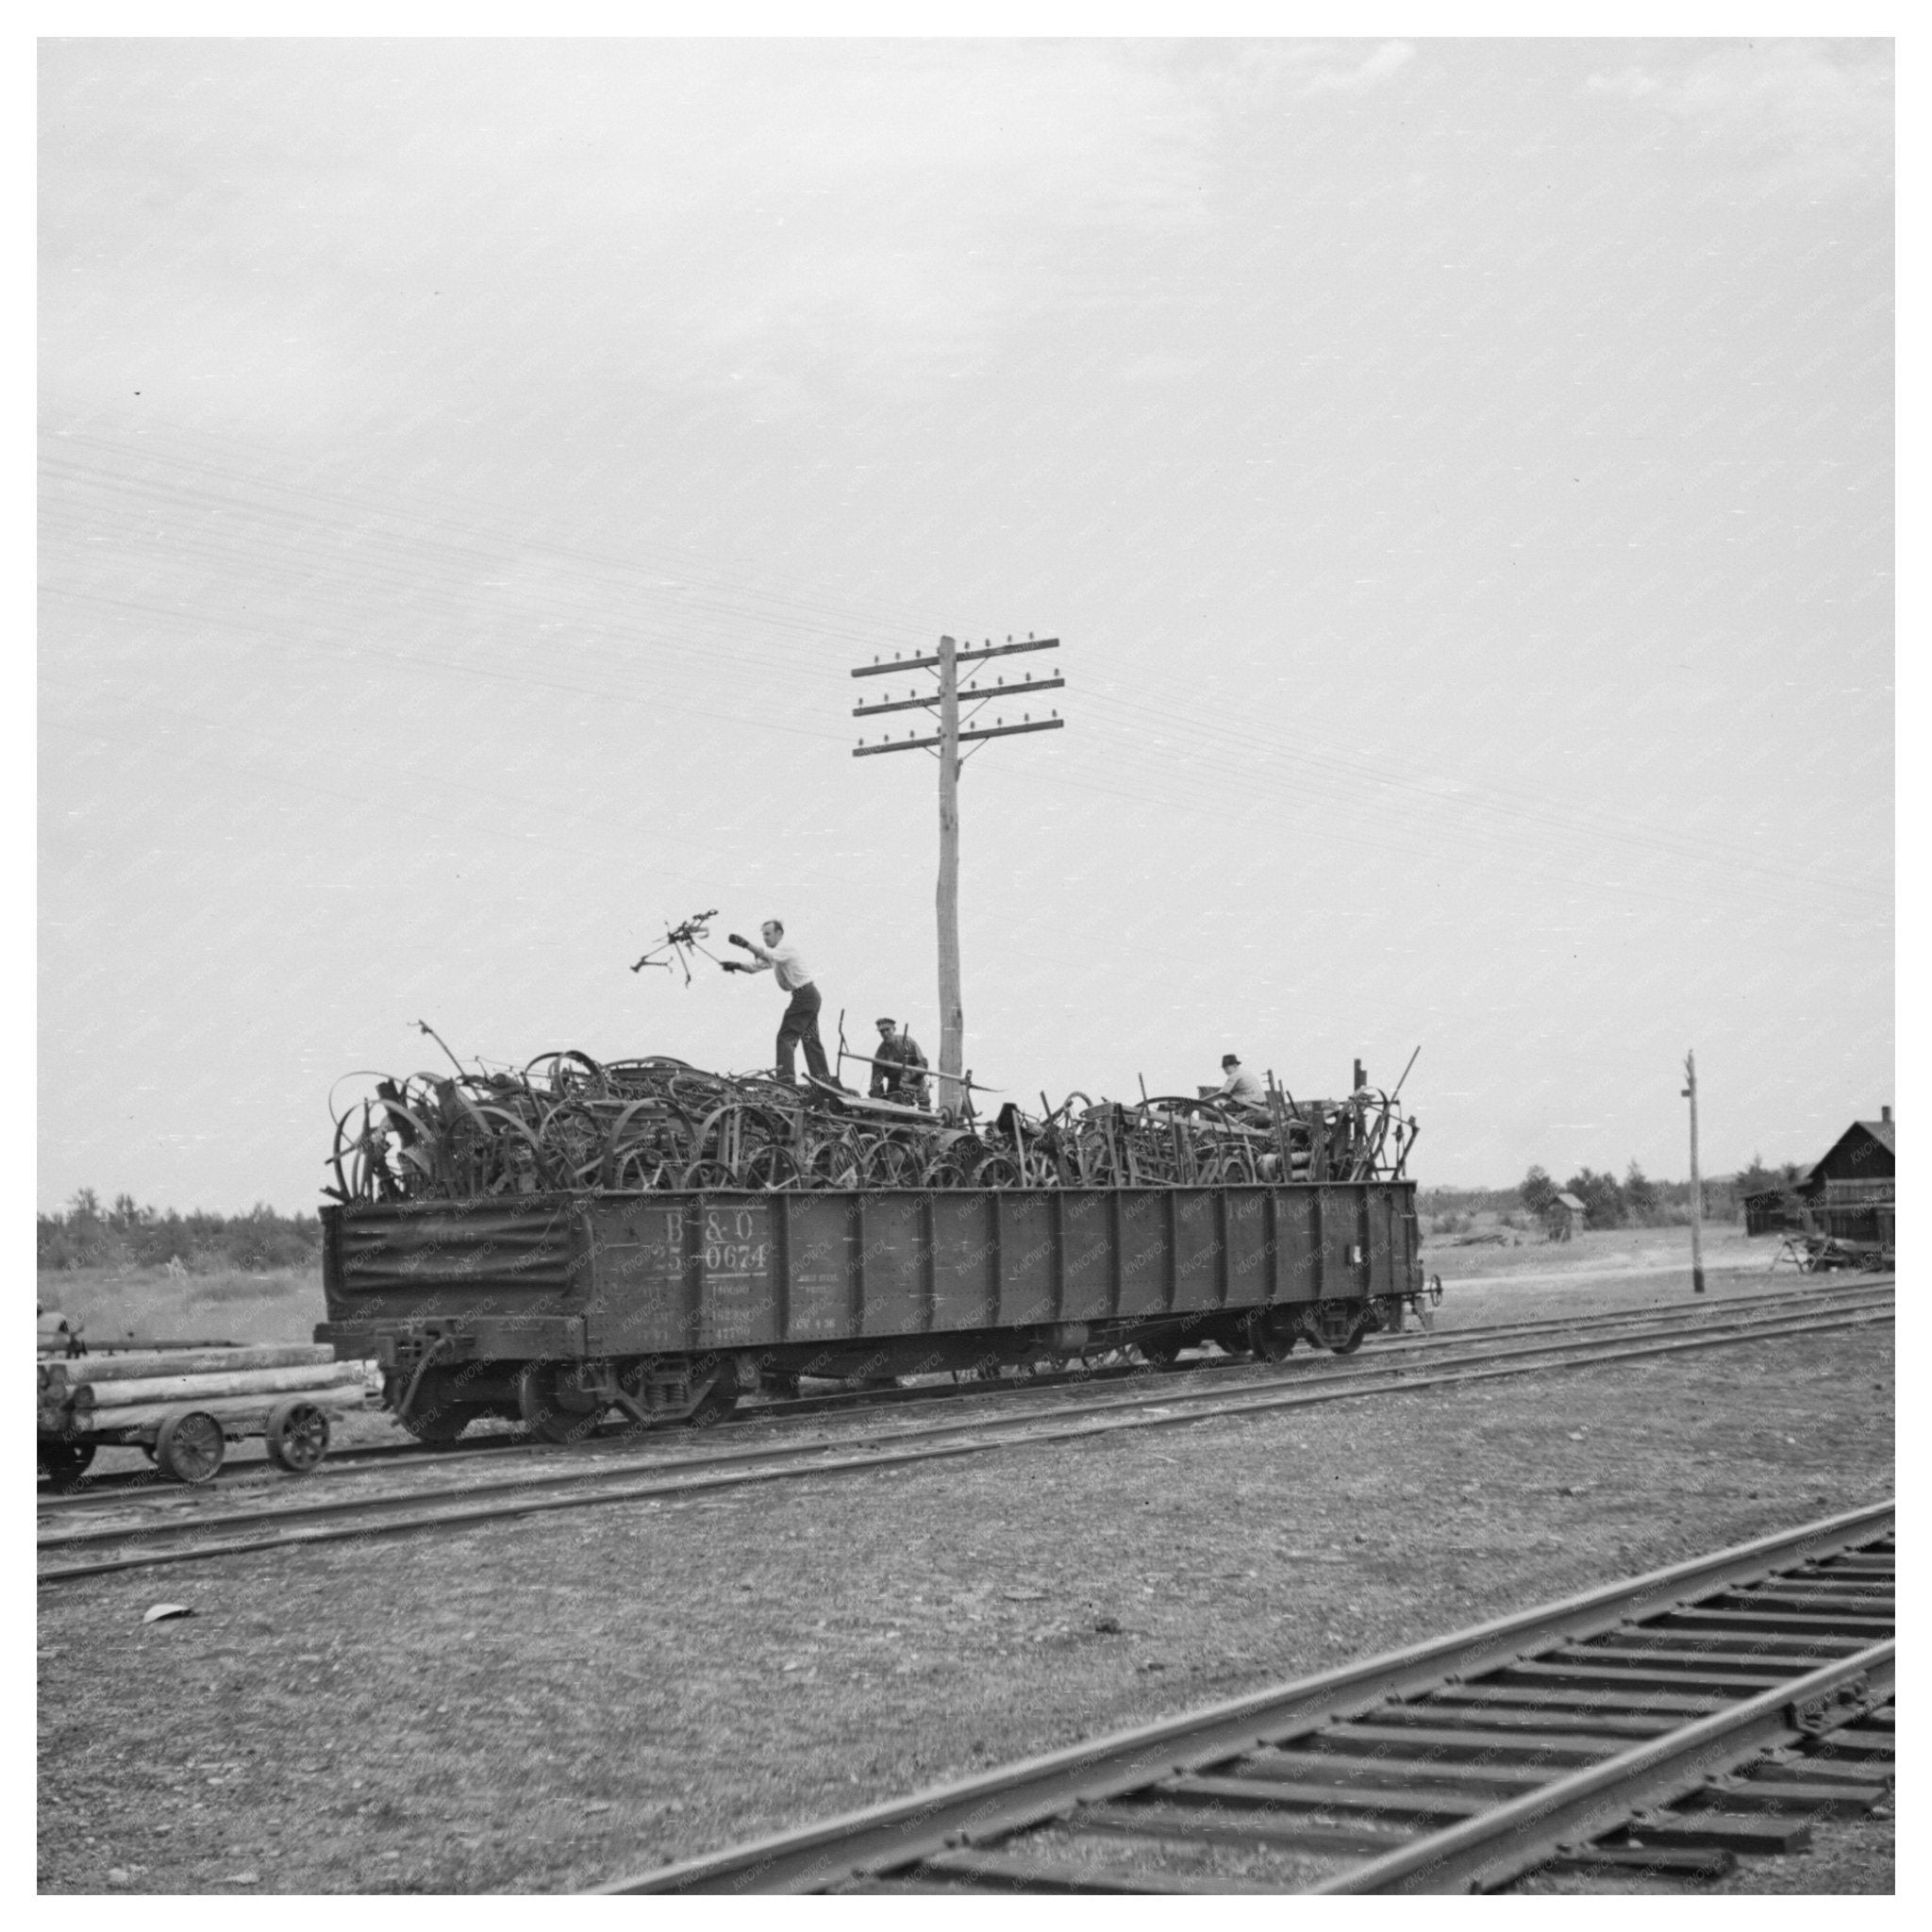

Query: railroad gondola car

[316,1176,1432,1442]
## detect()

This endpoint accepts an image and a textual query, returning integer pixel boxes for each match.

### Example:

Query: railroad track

[37,1284,1893,1585]
[39,1274,1893,1510]
[593,1501,1895,1895]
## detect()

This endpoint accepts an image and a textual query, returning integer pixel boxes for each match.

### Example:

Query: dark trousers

[776,982,830,1085]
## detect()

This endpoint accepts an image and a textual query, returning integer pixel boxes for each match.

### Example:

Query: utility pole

[1683,1049,1706,1295]
[935,636,964,1096]
[851,634,1064,1115]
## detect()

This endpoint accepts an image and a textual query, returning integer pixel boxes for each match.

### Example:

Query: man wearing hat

[1212,1054,1268,1121]
[869,1016,930,1107]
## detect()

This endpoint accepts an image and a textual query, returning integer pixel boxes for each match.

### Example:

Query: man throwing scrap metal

[724,921,832,1087]
[869,1016,930,1108]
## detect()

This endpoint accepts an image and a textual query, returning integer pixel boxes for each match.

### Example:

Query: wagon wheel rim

[864,1139,917,1187]
[807,1134,864,1188]
[611,1147,671,1191]
[525,1048,611,1101]
[266,1399,331,1472]
[157,1410,225,1484]
[327,1104,366,1204]
[536,1099,606,1185]
[742,1143,801,1190]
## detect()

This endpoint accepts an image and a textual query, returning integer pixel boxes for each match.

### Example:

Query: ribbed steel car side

[319,1181,1422,1365]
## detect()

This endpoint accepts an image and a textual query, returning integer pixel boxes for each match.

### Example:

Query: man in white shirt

[1214,1054,1269,1122]
[724,920,832,1085]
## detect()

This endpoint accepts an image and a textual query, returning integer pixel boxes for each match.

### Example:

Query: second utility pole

[851,632,1064,1114]
[1683,1049,1707,1295]
[936,636,964,1096]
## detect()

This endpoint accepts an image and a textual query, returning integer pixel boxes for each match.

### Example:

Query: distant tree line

[1416,1185,1522,1219]
[1514,1154,1807,1231]
[37,1189,324,1273]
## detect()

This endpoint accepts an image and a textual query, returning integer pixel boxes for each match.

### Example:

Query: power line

[41,426,1888,913]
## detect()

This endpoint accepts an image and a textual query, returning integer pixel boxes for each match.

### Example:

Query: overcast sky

[38,36,1892,1211]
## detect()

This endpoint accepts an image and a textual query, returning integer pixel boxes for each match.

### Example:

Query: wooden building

[1798,1108,1894,1245]
[1546,1191,1586,1242]
[1742,1183,1808,1238]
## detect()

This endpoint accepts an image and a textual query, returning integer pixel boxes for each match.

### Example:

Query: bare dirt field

[1425,1217,1770,1295]
[39,1265,319,1349]
[38,1272,1893,1896]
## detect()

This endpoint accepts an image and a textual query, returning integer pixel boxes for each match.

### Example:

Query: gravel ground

[38,1303,1892,1896]
[1511,1805,1896,1896]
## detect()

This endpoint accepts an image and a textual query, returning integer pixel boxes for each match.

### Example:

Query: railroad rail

[38,1274,1893,1509]
[38,1285,1892,1585]
[593,1501,1895,1894]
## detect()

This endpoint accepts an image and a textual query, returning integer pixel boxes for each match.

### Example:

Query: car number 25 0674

[703,1208,770,1277]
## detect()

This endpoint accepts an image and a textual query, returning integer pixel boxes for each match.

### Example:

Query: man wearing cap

[724,920,833,1086]
[1213,1054,1268,1122]
[869,1017,930,1107]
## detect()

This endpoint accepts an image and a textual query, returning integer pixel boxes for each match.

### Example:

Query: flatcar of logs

[37,1341,369,1487]
[325,1052,1419,1208]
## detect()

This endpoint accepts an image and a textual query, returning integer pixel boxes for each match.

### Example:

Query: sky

[37,36,1893,1211]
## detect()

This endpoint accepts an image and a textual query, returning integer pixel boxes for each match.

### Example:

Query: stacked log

[38,1343,367,1440]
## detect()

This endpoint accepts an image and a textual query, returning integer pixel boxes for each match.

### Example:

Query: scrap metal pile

[327,1053,1418,1206]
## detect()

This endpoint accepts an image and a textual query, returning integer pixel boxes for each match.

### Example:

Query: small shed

[1545,1191,1586,1242]
[1742,1186,1807,1237]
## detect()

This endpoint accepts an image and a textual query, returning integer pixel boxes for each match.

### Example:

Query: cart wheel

[38,1439,96,1488]
[264,1399,330,1474]
[155,1409,225,1485]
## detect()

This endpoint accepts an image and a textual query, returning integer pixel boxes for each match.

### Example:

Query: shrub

[1624,1160,1661,1224]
